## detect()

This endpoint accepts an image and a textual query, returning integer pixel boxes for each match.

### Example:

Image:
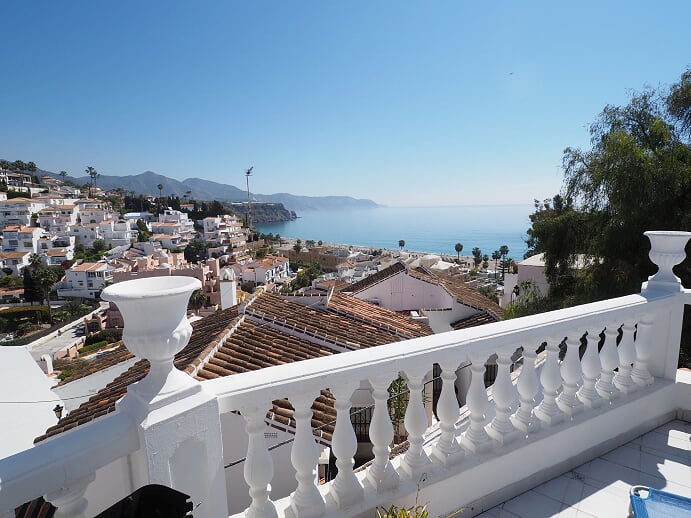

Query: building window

[350,406,373,442]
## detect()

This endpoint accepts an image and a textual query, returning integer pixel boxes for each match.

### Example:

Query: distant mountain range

[41,169,380,212]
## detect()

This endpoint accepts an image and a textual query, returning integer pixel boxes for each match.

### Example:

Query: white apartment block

[57,261,118,299]
[158,209,195,239]
[38,204,79,233]
[240,255,290,285]
[0,251,31,275]
[102,220,138,248]
[1,225,44,253]
[70,223,105,248]
[36,235,75,266]
[0,198,48,227]
[75,200,114,224]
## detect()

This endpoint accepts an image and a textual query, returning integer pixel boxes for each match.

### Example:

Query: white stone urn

[644,231,691,292]
[102,276,202,405]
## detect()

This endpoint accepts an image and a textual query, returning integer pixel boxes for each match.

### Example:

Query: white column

[400,366,432,479]
[614,321,637,394]
[239,402,278,518]
[535,337,564,426]
[430,359,464,467]
[45,473,95,518]
[632,315,655,387]
[104,277,228,518]
[486,347,518,445]
[511,345,540,433]
[577,329,602,408]
[287,391,325,518]
[364,374,399,493]
[326,382,363,509]
[595,325,620,400]
[556,335,583,416]
[460,353,491,453]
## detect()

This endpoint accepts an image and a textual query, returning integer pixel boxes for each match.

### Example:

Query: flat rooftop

[478,419,691,518]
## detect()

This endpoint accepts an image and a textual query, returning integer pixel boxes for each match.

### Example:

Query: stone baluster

[287,391,325,518]
[556,335,584,416]
[486,347,518,445]
[511,345,540,433]
[577,329,603,408]
[326,382,363,509]
[430,359,464,467]
[595,325,620,400]
[240,402,278,518]
[460,353,491,453]
[400,366,432,478]
[364,374,399,493]
[614,320,637,394]
[632,315,655,387]
[535,337,564,426]
[45,473,95,518]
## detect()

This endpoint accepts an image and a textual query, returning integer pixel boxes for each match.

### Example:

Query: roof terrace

[0,230,690,518]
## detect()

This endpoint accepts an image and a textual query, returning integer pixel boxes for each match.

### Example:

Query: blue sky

[1,1,689,207]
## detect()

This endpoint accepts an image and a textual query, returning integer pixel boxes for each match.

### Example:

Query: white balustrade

[287,392,325,518]
[364,374,399,493]
[400,366,432,478]
[595,325,620,400]
[557,335,584,416]
[45,474,95,518]
[326,382,363,509]
[240,402,278,518]
[511,345,540,433]
[614,321,637,394]
[632,316,655,386]
[2,231,688,518]
[460,353,492,453]
[577,329,603,408]
[430,359,464,466]
[535,337,565,426]
[486,347,518,445]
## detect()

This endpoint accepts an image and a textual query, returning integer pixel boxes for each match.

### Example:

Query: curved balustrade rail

[204,289,684,517]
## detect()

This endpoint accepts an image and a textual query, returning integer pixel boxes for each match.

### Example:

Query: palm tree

[454,242,463,262]
[482,254,489,270]
[492,250,501,278]
[59,170,68,182]
[187,289,206,315]
[472,247,482,268]
[85,166,99,197]
[33,267,59,322]
[398,239,405,250]
[499,245,509,278]
[157,183,164,213]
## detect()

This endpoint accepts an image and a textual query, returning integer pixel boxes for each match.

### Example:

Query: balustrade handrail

[0,411,138,512]
[204,290,674,413]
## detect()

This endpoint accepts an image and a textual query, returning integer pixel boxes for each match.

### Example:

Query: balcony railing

[0,231,690,518]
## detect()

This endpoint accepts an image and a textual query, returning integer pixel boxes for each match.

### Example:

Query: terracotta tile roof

[327,292,432,338]
[70,262,107,272]
[408,268,504,319]
[451,311,498,330]
[56,343,134,386]
[0,251,29,259]
[34,307,239,443]
[342,262,406,293]
[246,292,430,349]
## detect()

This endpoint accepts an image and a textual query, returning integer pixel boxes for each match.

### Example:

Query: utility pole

[245,166,253,240]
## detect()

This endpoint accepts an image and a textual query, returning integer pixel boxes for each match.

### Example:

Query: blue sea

[256,205,533,260]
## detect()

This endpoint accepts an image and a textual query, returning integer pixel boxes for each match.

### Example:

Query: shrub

[376,504,429,518]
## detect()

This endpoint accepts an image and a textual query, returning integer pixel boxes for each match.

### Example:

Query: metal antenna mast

[245,166,254,234]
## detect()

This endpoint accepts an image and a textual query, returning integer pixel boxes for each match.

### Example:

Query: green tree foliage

[136,219,150,242]
[525,69,691,366]
[184,240,207,264]
[471,247,482,267]
[454,242,463,261]
[187,289,206,314]
[398,239,405,250]
[528,70,691,304]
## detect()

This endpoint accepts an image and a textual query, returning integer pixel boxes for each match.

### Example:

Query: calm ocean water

[256,205,533,260]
